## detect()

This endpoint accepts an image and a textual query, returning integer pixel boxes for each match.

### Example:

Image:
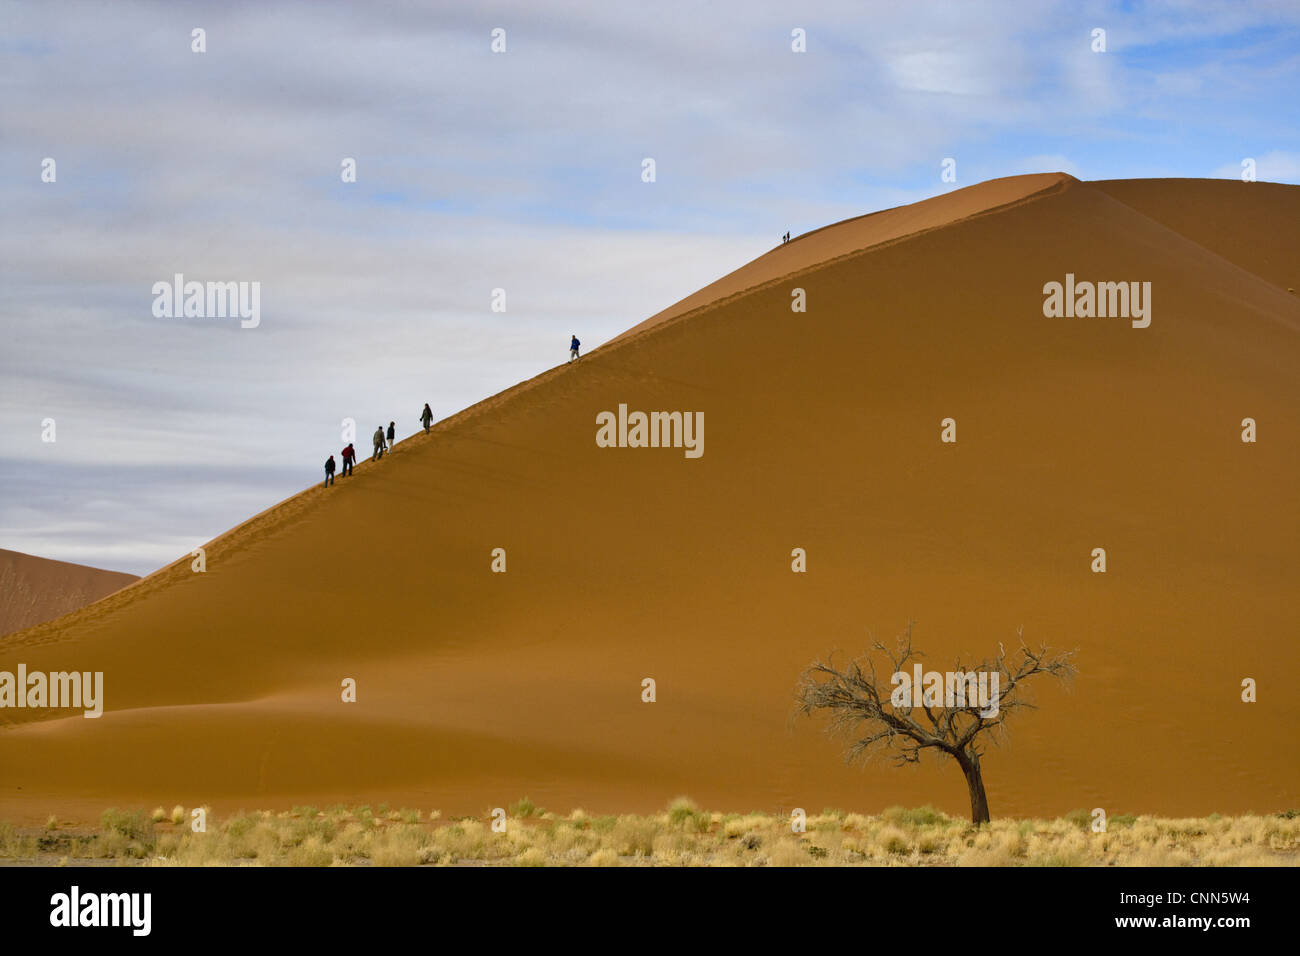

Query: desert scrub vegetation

[0,802,1297,866]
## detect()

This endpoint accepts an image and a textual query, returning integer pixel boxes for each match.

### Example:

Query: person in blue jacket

[569,334,581,362]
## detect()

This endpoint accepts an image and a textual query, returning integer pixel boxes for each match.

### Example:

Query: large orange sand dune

[1,174,1297,823]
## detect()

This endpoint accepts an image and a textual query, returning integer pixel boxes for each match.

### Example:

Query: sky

[2,0,1298,575]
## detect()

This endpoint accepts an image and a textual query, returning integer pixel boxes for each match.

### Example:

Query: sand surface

[1,174,1296,824]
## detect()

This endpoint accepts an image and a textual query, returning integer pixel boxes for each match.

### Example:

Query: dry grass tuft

[0,801,1293,867]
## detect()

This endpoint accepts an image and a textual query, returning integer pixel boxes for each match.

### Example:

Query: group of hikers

[323,403,434,487]
[325,336,584,487]
[780,231,791,244]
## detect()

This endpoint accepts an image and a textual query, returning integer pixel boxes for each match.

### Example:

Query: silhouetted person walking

[387,421,396,453]
[420,403,433,434]
[324,454,336,487]
[372,426,385,461]
[341,443,355,477]
[569,335,580,362]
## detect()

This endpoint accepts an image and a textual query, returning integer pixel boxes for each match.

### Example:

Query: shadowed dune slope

[1091,178,1299,293]
[1,175,1297,823]
[0,550,138,638]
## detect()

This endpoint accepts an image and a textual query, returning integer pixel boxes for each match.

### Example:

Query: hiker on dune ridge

[420,404,433,434]
[372,425,385,461]
[324,454,335,487]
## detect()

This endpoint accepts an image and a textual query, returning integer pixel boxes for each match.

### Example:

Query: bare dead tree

[794,622,1076,824]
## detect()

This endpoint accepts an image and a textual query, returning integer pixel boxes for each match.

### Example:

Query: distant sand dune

[0,549,137,638]
[1,174,1297,824]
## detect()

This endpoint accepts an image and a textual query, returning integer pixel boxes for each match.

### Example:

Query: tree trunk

[956,750,991,824]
